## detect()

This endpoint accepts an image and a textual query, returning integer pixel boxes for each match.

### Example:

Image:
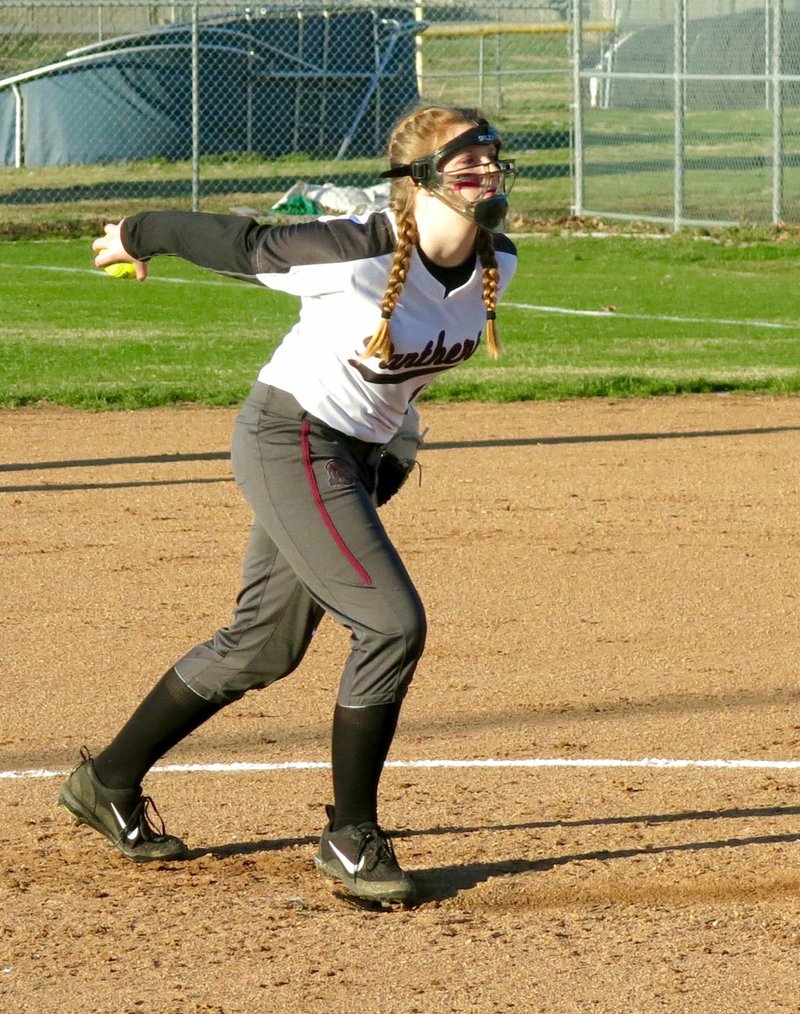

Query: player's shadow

[183,802,800,903]
[409,827,800,904]
[404,802,800,902]
[184,834,318,860]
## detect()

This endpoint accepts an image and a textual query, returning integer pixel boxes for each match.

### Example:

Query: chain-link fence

[575,0,800,227]
[7,1,796,230]
[0,0,597,229]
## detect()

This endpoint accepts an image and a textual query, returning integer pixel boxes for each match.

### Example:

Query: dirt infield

[2,395,800,1013]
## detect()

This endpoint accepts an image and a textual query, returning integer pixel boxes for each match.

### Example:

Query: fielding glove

[375,404,426,506]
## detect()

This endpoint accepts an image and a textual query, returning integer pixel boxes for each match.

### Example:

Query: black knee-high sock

[92,668,222,790]
[330,701,401,830]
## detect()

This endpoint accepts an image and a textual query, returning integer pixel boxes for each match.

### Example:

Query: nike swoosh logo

[109,802,127,830]
[110,802,140,844]
[328,841,366,877]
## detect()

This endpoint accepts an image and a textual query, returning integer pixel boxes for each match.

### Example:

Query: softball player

[59,104,517,904]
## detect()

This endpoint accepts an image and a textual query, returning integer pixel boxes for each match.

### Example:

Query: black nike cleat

[314,804,415,903]
[59,747,187,862]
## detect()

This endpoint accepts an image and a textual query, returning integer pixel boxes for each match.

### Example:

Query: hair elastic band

[381,310,393,320]
[486,310,497,321]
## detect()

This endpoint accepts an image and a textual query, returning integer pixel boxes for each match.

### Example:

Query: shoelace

[123,795,169,841]
[356,828,399,874]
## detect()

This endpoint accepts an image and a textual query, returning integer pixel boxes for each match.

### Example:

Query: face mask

[380,120,517,232]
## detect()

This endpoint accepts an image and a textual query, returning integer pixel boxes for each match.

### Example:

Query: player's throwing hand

[92,221,149,281]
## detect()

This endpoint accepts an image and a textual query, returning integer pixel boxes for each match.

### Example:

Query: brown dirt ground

[1,395,800,1014]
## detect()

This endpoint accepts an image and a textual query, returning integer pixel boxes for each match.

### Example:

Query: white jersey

[122,209,517,443]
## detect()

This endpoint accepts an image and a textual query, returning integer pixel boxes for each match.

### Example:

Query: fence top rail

[423,21,616,38]
[582,208,740,229]
[0,0,415,7]
[584,70,800,84]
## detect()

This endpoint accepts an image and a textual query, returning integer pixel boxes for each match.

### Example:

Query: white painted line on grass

[504,300,800,331]
[0,263,236,287]
[4,756,800,781]
[8,264,800,330]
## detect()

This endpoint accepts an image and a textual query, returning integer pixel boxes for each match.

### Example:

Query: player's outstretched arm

[118,210,389,289]
[120,211,263,280]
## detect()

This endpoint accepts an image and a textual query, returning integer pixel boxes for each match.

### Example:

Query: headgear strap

[380,120,502,182]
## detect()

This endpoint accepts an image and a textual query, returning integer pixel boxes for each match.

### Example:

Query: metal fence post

[571,0,584,217]
[772,0,784,225]
[12,82,22,168]
[478,34,485,109]
[765,0,771,109]
[191,3,200,213]
[673,0,686,231]
[414,2,424,94]
[495,32,503,109]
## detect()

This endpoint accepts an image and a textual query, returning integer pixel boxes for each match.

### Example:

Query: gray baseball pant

[172,382,427,707]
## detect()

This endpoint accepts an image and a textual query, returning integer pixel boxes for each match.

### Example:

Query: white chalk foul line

[6,264,799,331]
[504,300,800,332]
[4,756,800,781]
[0,263,236,287]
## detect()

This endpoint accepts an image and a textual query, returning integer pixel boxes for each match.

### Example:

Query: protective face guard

[381,120,517,232]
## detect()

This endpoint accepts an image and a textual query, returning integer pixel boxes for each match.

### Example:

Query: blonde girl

[60,105,518,905]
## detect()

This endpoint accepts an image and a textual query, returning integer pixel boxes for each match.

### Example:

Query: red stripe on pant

[300,420,373,586]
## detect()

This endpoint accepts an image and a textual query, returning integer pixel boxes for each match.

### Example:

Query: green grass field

[1,230,799,409]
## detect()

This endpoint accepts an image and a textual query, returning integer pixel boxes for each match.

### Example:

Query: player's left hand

[375,405,426,506]
[376,450,418,506]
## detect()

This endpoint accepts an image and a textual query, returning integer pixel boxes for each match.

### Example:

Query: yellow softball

[103,262,137,280]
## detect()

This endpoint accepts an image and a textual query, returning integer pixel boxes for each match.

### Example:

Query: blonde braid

[475,227,501,358]
[361,210,419,362]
